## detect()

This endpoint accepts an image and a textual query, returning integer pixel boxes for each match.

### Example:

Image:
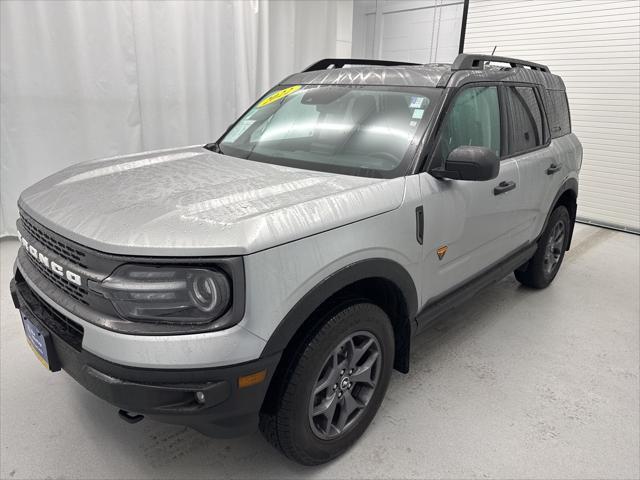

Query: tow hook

[118,409,144,424]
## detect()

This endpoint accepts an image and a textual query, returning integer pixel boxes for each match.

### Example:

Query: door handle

[494,180,516,195]
[546,163,561,175]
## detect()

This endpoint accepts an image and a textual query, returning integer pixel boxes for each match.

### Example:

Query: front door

[419,85,530,303]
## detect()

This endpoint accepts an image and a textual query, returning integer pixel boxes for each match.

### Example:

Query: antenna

[491,45,497,55]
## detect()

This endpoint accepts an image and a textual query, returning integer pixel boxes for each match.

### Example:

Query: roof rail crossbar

[302,58,421,73]
[452,54,550,73]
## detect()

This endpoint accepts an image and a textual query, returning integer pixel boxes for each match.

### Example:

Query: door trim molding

[414,241,537,334]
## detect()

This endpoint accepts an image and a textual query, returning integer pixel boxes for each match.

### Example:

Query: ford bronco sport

[10,54,581,465]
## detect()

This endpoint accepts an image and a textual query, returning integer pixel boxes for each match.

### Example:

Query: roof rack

[302,58,420,73]
[452,54,550,73]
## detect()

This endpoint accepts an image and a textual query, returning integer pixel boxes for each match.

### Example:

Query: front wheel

[515,205,570,289]
[259,302,394,465]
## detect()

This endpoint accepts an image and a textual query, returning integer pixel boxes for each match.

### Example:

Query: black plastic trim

[493,180,516,195]
[415,242,538,333]
[541,177,579,250]
[302,58,420,72]
[546,163,561,175]
[452,54,550,73]
[261,258,418,358]
[118,410,144,424]
[415,206,424,245]
[10,276,280,438]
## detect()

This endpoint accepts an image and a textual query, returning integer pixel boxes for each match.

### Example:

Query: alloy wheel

[308,331,381,440]
[543,219,566,275]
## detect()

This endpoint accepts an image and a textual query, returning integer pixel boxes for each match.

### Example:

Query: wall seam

[128,0,145,151]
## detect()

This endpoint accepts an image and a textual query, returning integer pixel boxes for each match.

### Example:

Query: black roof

[284,54,565,91]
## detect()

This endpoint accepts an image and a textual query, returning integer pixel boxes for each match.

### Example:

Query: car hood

[19,146,405,256]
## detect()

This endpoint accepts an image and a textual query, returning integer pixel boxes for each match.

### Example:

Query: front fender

[260,257,418,357]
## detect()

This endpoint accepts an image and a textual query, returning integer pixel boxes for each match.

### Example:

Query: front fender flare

[260,258,418,358]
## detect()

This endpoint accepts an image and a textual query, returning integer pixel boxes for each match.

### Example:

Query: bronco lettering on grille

[17,231,82,286]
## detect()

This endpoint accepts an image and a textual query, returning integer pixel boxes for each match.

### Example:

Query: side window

[433,86,500,166]
[517,87,546,143]
[544,89,571,138]
[505,86,543,155]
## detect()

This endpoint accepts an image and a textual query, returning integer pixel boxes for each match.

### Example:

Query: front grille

[20,212,88,269]
[25,253,89,305]
[19,210,90,304]
[18,279,84,351]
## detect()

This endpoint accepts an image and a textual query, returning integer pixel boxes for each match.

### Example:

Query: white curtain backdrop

[0,0,352,237]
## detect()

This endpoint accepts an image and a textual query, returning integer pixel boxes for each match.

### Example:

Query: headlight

[98,264,231,324]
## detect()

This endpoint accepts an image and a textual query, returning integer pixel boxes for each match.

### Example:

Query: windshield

[218,84,441,178]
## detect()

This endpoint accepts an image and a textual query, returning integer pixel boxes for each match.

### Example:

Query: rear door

[503,84,563,240]
[419,84,529,301]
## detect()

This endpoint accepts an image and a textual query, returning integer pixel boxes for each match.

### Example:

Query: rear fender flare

[541,177,578,249]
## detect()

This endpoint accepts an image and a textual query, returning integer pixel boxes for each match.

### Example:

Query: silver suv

[10,54,581,465]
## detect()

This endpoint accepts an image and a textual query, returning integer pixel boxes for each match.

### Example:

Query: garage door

[464,0,640,233]
[352,0,465,63]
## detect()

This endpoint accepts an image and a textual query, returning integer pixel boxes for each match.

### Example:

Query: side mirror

[432,146,500,181]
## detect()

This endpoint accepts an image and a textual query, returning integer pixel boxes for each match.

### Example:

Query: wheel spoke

[314,354,338,395]
[554,236,564,251]
[554,223,564,241]
[335,394,362,432]
[313,376,333,396]
[332,347,349,377]
[541,220,567,274]
[350,351,379,386]
[350,337,375,368]
[313,392,339,421]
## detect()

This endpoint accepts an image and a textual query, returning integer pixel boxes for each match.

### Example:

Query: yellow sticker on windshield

[257,85,302,107]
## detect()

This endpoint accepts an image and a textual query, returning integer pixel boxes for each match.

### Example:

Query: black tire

[515,205,571,289]
[259,302,394,465]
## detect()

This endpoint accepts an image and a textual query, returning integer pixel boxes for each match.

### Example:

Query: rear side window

[505,86,544,155]
[544,89,571,138]
[517,87,546,143]
[433,86,501,165]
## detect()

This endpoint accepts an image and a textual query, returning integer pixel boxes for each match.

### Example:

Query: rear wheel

[259,302,394,465]
[515,205,570,289]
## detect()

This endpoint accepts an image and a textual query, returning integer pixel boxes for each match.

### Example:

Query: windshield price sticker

[258,85,302,107]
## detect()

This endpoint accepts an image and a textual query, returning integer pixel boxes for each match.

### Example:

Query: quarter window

[505,86,544,155]
[544,89,571,138]
[433,86,501,166]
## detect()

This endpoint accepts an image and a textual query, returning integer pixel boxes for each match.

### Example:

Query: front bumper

[14,247,267,369]
[10,276,281,438]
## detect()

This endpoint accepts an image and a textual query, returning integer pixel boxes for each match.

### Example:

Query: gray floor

[1,224,638,480]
